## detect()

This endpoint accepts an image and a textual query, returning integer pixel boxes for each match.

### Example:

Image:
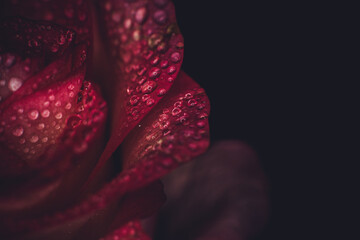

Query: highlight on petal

[90,0,185,179]
[101,221,151,240]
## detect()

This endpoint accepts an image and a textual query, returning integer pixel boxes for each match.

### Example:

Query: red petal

[0,71,208,239]
[1,0,92,43]
[101,221,151,240]
[0,181,164,240]
[0,17,75,59]
[91,0,184,180]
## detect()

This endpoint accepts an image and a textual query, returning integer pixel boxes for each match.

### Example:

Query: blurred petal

[89,0,184,181]
[0,0,92,43]
[153,141,268,240]
[101,221,151,240]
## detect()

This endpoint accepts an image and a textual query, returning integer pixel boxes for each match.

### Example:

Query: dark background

[171,1,337,239]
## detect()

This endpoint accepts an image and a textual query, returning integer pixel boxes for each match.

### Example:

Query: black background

[171,1,337,239]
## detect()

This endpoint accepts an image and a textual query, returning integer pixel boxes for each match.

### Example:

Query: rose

[0,0,210,239]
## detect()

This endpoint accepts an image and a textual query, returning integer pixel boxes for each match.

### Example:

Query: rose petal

[0,71,208,239]
[101,221,151,240]
[0,75,108,215]
[153,141,269,240]
[90,0,184,180]
[0,17,75,59]
[0,181,164,240]
[0,0,92,43]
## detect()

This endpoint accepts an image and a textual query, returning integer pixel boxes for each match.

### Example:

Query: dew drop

[141,81,157,93]
[129,95,140,105]
[149,68,161,79]
[112,11,122,23]
[170,52,181,63]
[37,123,45,130]
[172,107,181,116]
[146,98,155,106]
[49,95,55,101]
[41,109,50,118]
[153,10,167,25]
[42,137,48,143]
[43,101,50,107]
[28,110,39,120]
[65,103,72,110]
[8,77,22,92]
[135,7,147,24]
[5,55,16,68]
[55,101,61,107]
[167,66,176,75]
[196,120,206,128]
[30,135,39,143]
[160,60,168,68]
[12,126,24,137]
[55,112,63,119]
[157,88,167,96]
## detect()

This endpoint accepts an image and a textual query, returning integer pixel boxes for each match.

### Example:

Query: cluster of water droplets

[0,53,42,102]
[101,0,183,123]
[137,88,209,164]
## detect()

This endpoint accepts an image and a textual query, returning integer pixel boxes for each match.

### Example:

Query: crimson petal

[0,71,209,239]
[90,0,184,181]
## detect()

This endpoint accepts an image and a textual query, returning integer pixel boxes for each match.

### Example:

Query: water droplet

[135,7,147,24]
[153,10,167,25]
[41,109,50,118]
[167,65,176,75]
[196,120,206,128]
[124,18,132,29]
[43,101,50,107]
[30,135,39,143]
[170,52,181,63]
[12,126,24,137]
[5,55,16,67]
[28,39,39,47]
[28,110,39,120]
[8,77,22,92]
[55,101,61,107]
[112,11,122,23]
[37,123,45,130]
[160,60,168,68]
[42,137,48,143]
[149,68,160,79]
[55,112,63,119]
[141,81,157,93]
[172,107,181,116]
[146,98,155,106]
[130,95,140,105]
[66,115,81,128]
[49,95,55,101]
[65,103,72,110]
[157,88,167,96]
